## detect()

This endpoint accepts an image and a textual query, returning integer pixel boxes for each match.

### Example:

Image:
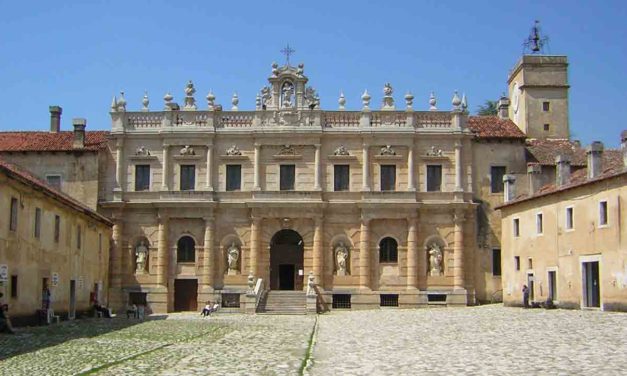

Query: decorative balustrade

[415,112,452,128]
[216,112,255,128]
[371,112,408,127]
[324,111,360,128]
[126,113,164,129]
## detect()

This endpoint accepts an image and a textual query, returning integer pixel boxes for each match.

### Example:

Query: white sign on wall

[0,265,8,282]
[51,272,60,287]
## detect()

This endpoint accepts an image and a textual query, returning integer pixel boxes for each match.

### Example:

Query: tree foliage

[476,100,498,116]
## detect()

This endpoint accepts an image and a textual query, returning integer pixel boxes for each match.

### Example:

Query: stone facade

[0,158,112,322]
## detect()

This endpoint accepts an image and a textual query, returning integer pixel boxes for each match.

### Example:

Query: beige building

[497,133,627,311]
[0,157,112,323]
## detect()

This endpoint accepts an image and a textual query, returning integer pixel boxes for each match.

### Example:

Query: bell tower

[507,22,570,140]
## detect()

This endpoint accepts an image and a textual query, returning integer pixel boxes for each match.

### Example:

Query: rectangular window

[548,270,557,301]
[514,256,521,271]
[77,225,82,250]
[490,166,506,193]
[542,101,550,112]
[34,208,42,239]
[332,294,351,309]
[135,165,150,191]
[513,218,520,237]
[380,294,399,307]
[54,215,60,243]
[99,233,102,255]
[46,175,62,190]
[492,249,502,276]
[544,124,550,132]
[280,165,295,191]
[380,165,396,191]
[10,275,18,298]
[426,165,442,192]
[536,213,543,234]
[226,164,242,191]
[334,165,350,191]
[565,207,574,230]
[599,201,608,226]
[180,165,196,191]
[528,258,533,269]
[9,197,18,232]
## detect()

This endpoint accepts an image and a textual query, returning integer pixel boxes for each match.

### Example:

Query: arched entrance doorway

[270,229,304,290]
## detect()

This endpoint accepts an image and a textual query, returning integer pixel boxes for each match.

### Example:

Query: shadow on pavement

[0,315,167,361]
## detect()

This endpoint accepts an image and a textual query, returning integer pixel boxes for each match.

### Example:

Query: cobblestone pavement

[310,305,627,375]
[1,306,626,375]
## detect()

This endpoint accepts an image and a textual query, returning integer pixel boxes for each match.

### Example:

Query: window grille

[380,294,399,307]
[332,294,351,309]
[221,293,240,308]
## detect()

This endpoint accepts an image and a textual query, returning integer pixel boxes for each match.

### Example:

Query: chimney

[497,96,510,120]
[527,163,542,195]
[621,130,627,169]
[503,174,516,202]
[586,141,604,179]
[555,154,571,187]
[72,118,86,149]
[49,106,62,133]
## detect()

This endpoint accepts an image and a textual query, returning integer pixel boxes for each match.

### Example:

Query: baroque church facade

[98,54,558,313]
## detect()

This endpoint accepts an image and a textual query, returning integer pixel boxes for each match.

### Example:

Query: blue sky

[1,0,625,146]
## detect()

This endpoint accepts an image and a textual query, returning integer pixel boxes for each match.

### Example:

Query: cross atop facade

[280,44,296,66]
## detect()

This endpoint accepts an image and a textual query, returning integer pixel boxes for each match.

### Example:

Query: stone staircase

[257,290,306,315]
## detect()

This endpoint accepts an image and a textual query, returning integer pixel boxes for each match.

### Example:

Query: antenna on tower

[523,20,550,54]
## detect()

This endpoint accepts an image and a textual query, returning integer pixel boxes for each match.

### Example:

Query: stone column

[313,217,323,286]
[206,144,213,190]
[111,217,123,288]
[249,217,261,276]
[157,214,169,286]
[202,216,215,288]
[453,211,465,290]
[253,143,261,191]
[361,144,370,191]
[455,141,463,192]
[314,144,321,191]
[407,144,416,191]
[115,139,124,192]
[162,144,169,191]
[359,216,371,289]
[406,215,418,289]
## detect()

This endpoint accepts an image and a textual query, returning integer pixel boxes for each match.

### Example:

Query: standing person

[522,285,530,308]
[42,285,51,310]
[0,293,15,334]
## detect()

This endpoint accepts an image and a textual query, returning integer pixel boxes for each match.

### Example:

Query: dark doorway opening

[270,229,304,290]
[582,261,600,308]
[174,279,198,312]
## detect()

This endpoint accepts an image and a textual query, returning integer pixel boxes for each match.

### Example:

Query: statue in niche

[180,145,195,156]
[335,242,349,276]
[135,146,150,156]
[135,240,148,274]
[227,242,240,275]
[260,86,272,109]
[281,81,294,108]
[380,145,396,156]
[334,144,350,156]
[426,146,443,157]
[226,144,242,156]
[428,243,443,276]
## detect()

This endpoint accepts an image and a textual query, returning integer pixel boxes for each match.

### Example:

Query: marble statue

[382,83,395,110]
[335,242,349,275]
[334,144,350,156]
[380,145,396,156]
[278,144,296,156]
[184,80,197,110]
[227,242,240,274]
[135,146,150,156]
[426,146,443,157]
[226,144,242,156]
[135,241,148,273]
[281,81,294,108]
[428,243,443,276]
[260,86,272,108]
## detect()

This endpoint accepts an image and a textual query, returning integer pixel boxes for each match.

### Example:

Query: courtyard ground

[0,305,625,375]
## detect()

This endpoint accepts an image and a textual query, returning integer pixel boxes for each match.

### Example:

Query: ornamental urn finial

[452,90,462,110]
[361,89,371,111]
[429,92,437,111]
[117,91,127,112]
[206,91,215,110]
[461,93,468,112]
[404,91,414,110]
[141,91,149,112]
[110,96,118,112]
[163,92,174,110]
[231,93,239,111]
[338,91,346,111]
[255,93,262,110]
[271,62,279,77]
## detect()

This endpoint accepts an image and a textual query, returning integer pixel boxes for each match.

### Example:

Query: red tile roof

[525,138,587,166]
[467,116,526,139]
[0,157,112,226]
[0,131,109,152]
[497,152,626,209]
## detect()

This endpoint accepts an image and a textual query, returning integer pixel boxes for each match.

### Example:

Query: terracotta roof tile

[467,116,526,139]
[0,131,109,152]
[0,157,112,226]
[525,139,587,166]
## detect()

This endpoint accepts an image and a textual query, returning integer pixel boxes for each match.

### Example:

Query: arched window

[177,236,196,263]
[379,237,398,263]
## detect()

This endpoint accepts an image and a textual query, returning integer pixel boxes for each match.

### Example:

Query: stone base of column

[243,293,257,314]
[446,288,469,306]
